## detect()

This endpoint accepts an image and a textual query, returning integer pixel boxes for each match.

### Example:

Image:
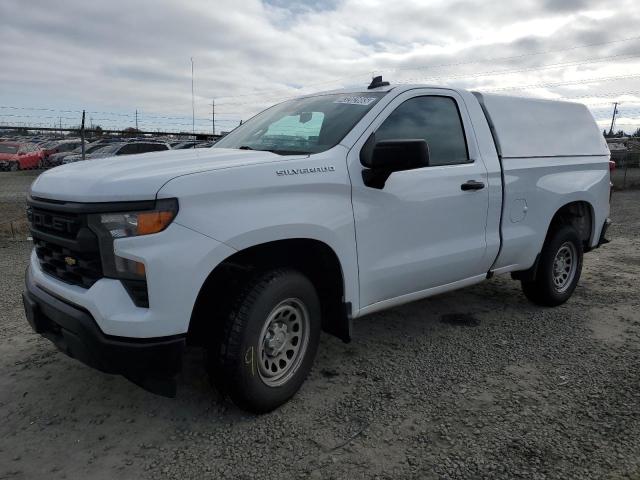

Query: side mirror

[18,151,26,156]
[360,134,429,189]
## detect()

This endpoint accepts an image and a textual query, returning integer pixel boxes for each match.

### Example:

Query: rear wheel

[521,225,583,306]
[208,269,321,413]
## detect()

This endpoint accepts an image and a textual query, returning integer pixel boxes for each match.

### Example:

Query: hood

[0,153,18,161]
[30,148,300,202]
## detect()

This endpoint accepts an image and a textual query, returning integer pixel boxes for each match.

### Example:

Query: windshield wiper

[237,145,310,156]
[267,150,312,155]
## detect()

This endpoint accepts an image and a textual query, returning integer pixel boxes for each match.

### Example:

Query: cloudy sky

[1,0,640,134]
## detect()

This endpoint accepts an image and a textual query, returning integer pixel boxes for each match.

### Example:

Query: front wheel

[208,269,321,413]
[9,162,19,172]
[521,225,583,306]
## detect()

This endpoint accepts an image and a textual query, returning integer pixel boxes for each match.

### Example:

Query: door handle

[461,180,485,191]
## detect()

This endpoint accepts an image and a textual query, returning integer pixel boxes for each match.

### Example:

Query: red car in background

[0,142,45,171]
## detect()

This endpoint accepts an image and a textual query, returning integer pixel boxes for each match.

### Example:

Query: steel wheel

[257,298,310,387]
[552,241,577,293]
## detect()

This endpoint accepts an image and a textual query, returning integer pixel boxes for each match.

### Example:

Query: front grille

[33,237,103,288]
[27,204,103,289]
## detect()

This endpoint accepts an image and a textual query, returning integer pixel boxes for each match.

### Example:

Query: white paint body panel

[346,88,495,309]
[494,156,610,270]
[476,93,610,158]
[29,223,236,337]
[28,85,611,337]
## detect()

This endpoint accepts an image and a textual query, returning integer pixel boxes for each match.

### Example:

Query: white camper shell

[473,92,610,159]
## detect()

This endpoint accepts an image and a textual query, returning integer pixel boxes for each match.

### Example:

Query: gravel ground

[0,171,38,237]
[0,184,639,479]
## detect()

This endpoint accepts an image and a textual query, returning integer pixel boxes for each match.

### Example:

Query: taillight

[609,160,616,172]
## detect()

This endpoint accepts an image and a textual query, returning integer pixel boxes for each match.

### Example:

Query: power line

[482,73,640,92]
[214,34,640,101]
[392,35,640,73]
[398,53,640,84]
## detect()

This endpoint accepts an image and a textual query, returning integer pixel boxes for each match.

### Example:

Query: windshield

[214,93,385,155]
[93,143,125,155]
[0,144,18,154]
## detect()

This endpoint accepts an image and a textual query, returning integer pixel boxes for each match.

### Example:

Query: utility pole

[212,99,215,136]
[191,57,195,139]
[59,117,62,136]
[608,102,619,136]
[135,109,139,131]
[81,110,86,160]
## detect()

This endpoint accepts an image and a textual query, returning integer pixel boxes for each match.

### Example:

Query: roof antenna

[368,75,389,90]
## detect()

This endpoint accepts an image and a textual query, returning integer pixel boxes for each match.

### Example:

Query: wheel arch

[547,200,595,250]
[512,199,594,282]
[188,238,352,346]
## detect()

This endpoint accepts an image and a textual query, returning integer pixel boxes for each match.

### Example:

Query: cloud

[1,0,639,132]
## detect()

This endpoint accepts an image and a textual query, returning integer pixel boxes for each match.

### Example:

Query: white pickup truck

[22,77,611,412]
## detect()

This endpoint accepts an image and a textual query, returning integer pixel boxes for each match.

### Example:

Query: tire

[9,162,19,172]
[521,225,583,306]
[208,269,321,413]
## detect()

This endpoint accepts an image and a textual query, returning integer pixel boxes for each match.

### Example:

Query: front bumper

[23,266,185,396]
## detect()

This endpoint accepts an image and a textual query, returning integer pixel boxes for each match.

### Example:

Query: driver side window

[376,96,469,166]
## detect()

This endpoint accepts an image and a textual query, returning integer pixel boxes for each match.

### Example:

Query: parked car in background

[172,141,199,149]
[0,142,44,171]
[42,139,86,160]
[44,141,110,168]
[61,141,171,164]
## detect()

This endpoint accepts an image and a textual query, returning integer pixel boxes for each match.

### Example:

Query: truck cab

[23,79,611,412]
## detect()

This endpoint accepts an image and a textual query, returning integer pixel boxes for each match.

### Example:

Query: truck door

[347,90,491,310]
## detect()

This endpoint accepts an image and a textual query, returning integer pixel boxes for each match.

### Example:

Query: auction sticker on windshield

[334,96,378,106]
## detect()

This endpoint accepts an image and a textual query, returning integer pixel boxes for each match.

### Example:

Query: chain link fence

[611,151,640,190]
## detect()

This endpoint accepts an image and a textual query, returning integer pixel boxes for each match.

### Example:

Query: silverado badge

[64,256,77,266]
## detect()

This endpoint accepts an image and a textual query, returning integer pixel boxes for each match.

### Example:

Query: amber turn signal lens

[137,211,176,235]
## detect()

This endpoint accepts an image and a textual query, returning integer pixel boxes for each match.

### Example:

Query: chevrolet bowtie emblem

[64,256,77,266]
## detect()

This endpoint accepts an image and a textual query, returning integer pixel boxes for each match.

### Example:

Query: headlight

[89,198,178,280]
[98,208,177,238]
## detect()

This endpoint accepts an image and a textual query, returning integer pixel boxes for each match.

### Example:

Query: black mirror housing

[360,134,430,189]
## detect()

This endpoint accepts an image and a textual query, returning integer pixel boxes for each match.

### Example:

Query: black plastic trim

[595,218,611,248]
[27,194,157,214]
[23,267,184,396]
[121,279,150,308]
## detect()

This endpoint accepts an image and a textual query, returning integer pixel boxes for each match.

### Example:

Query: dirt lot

[0,171,639,479]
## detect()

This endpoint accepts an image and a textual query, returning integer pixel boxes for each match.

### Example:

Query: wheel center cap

[265,324,287,355]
